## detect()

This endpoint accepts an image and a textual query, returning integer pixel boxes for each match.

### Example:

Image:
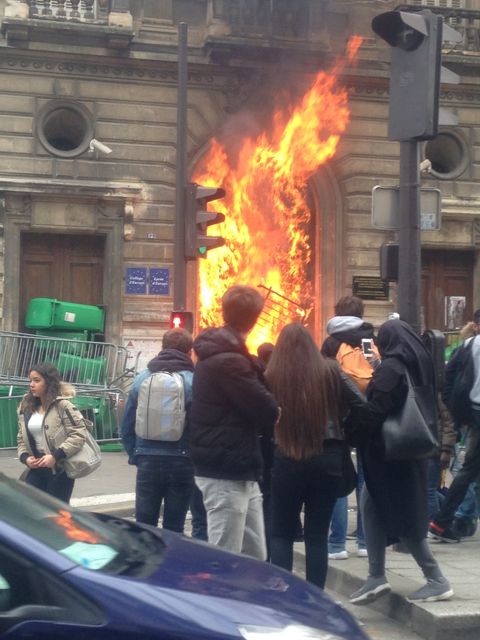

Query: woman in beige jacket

[17,362,89,502]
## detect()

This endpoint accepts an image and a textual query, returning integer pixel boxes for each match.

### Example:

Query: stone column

[109,0,133,29]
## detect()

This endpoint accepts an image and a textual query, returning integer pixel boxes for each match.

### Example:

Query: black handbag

[382,371,439,461]
[337,441,357,497]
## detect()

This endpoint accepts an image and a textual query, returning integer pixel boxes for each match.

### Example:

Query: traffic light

[184,182,226,260]
[170,310,193,333]
[380,243,399,281]
[372,9,461,141]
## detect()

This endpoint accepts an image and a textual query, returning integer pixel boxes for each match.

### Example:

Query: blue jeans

[427,457,442,520]
[135,455,194,533]
[190,484,208,541]
[328,454,366,552]
[455,482,479,520]
[435,410,480,527]
[270,442,342,589]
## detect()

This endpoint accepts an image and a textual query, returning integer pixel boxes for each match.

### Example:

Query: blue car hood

[79,528,367,639]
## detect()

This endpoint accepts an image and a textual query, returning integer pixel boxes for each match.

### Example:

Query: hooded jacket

[17,382,89,468]
[321,315,375,359]
[120,348,194,464]
[190,325,279,481]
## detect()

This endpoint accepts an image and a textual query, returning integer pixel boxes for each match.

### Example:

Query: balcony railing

[26,1,109,23]
[2,0,133,48]
[211,0,313,40]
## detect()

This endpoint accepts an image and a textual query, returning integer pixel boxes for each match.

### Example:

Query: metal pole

[174,22,188,310]
[397,140,421,333]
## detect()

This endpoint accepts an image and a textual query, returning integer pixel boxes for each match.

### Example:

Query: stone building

[0,0,478,364]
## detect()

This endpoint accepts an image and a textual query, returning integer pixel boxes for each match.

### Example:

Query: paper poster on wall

[445,296,466,330]
[124,337,161,373]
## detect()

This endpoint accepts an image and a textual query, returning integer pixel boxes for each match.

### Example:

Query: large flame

[193,37,362,350]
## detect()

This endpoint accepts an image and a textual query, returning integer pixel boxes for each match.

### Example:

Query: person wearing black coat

[190,285,279,560]
[347,320,453,605]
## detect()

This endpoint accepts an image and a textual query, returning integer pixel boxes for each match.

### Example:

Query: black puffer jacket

[190,325,279,481]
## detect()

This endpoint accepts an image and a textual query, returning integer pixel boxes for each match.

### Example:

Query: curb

[294,549,480,640]
[74,501,135,519]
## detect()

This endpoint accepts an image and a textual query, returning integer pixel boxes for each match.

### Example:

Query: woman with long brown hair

[265,322,362,588]
[17,362,89,503]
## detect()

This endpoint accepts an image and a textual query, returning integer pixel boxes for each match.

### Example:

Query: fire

[193,37,363,350]
[53,509,101,544]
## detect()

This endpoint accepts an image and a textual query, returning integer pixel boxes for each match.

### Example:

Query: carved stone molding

[0,52,238,91]
[346,76,480,105]
[474,218,480,246]
[5,194,31,218]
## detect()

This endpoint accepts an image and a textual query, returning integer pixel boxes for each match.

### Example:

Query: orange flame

[193,37,363,350]
[53,509,101,544]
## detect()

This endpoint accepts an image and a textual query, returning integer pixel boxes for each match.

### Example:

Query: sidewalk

[0,448,136,517]
[294,518,480,640]
[2,448,479,640]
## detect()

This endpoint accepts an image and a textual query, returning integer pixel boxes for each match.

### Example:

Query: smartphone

[361,338,373,358]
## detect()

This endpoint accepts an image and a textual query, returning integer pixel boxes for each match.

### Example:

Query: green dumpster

[34,330,90,357]
[0,386,28,448]
[57,353,106,386]
[25,298,105,332]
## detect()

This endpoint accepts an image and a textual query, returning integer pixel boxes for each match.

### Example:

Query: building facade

[0,0,479,364]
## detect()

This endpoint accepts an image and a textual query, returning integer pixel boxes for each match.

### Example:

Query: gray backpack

[135,372,186,441]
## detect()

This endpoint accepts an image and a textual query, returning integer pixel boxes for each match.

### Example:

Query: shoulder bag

[60,404,102,479]
[382,371,438,461]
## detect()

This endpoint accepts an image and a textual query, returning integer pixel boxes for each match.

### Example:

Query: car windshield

[0,473,164,576]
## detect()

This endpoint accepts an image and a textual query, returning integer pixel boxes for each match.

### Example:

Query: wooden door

[20,233,105,331]
[421,249,473,332]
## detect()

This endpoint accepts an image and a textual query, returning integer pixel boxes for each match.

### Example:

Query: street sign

[371,185,441,230]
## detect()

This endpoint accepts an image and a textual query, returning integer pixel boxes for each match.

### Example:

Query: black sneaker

[452,517,478,538]
[428,522,460,543]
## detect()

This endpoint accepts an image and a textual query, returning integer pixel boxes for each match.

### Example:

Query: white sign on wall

[123,338,161,374]
[372,186,442,230]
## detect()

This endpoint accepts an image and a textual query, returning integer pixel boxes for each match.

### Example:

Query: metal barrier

[0,331,128,391]
[0,330,133,450]
[0,387,126,449]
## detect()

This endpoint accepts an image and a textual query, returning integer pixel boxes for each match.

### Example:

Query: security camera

[419,159,432,174]
[88,138,112,155]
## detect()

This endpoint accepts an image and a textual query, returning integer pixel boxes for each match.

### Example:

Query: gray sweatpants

[361,485,444,581]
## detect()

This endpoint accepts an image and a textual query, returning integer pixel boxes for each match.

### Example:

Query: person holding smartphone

[321,296,377,560]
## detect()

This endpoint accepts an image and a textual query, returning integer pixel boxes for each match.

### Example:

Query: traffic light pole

[174,22,188,310]
[398,140,421,333]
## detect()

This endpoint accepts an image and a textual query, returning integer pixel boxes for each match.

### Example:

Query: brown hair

[23,363,62,413]
[265,323,342,460]
[222,285,264,333]
[162,328,193,353]
[334,295,364,319]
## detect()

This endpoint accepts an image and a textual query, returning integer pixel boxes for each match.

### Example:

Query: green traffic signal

[184,182,226,260]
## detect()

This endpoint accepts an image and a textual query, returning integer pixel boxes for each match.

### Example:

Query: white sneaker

[328,550,349,560]
[357,548,368,558]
